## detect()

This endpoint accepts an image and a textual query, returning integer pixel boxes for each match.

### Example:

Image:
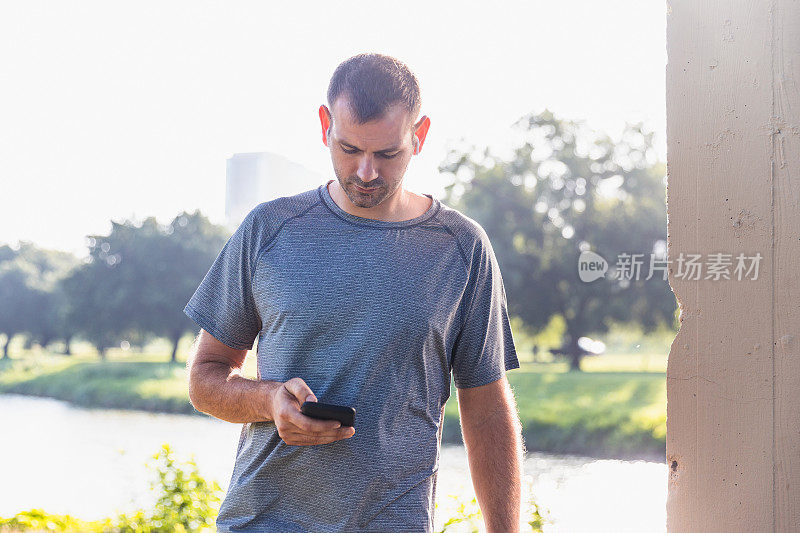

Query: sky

[0,0,666,258]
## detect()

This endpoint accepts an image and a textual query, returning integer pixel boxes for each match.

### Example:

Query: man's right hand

[270,377,356,446]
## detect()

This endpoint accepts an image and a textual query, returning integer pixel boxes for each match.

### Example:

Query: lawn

[443,365,667,460]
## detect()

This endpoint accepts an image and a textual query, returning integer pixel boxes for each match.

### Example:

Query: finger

[276,421,345,443]
[295,425,355,441]
[286,408,343,433]
[283,377,317,405]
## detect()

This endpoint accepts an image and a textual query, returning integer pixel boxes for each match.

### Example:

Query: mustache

[351,180,382,189]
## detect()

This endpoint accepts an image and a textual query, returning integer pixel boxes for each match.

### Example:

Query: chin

[347,187,384,207]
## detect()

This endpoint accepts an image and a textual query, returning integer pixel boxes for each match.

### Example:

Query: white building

[225,152,325,230]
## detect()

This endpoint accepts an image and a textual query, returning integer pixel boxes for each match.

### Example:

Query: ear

[412,115,431,155]
[319,105,332,146]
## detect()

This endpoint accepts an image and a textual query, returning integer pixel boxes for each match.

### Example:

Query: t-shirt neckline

[319,179,440,229]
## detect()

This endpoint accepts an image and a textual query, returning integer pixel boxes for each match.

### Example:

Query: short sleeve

[451,229,520,389]
[183,207,264,350]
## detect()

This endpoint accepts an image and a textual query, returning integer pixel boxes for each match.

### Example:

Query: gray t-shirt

[183,180,519,532]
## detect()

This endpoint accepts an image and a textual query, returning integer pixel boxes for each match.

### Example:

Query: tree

[119,211,229,362]
[61,211,229,361]
[440,110,677,370]
[0,259,38,358]
[60,255,125,359]
[0,242,78,358]
[161,211,230,362]
[17,244,80,352]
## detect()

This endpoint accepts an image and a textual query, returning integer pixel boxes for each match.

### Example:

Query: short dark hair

[327,53,421,127]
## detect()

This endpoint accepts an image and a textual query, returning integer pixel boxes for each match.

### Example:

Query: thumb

[284,377,316,404]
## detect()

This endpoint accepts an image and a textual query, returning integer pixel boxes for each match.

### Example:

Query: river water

[0,394,666,532]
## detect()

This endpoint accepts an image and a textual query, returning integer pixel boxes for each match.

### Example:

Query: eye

[342,147,359,154]
[379,152,400,159]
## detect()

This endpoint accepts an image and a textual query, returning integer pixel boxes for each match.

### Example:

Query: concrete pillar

[666,1,800,531]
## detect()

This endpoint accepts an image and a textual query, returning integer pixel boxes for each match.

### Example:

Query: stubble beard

[336,174,387,209]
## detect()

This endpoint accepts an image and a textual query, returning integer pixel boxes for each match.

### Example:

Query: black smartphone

[300,401,356,427]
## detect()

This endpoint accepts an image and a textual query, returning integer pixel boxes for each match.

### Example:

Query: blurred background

[0,1,673,532]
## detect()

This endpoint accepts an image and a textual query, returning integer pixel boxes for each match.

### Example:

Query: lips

[355,185,377,193]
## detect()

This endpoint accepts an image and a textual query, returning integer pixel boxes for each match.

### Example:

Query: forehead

[330,97,413,147]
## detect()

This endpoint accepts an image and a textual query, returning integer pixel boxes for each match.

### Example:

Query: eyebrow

[338,140,401,154]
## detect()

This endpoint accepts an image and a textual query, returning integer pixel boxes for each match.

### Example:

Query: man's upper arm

[190,328,249,371]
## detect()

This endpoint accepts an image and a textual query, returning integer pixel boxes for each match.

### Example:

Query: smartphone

[301,401,356,427]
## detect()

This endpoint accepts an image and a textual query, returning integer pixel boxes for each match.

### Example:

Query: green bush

[0,507,115,532]
[113,443,222,532]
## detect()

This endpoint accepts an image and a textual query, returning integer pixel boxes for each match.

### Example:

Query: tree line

[0,212,229,362]
[0,110,677,370]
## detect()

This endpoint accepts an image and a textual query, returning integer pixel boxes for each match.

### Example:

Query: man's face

[325,96,417,209]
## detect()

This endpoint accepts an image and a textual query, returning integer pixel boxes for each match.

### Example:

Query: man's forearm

[461,402,524,533]
[188,360,280,424]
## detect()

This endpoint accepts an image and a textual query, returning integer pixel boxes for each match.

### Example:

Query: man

[184,53,524,532]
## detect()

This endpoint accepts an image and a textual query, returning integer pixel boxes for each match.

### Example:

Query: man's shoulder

[434,201,493,254]
[234,185,326,256]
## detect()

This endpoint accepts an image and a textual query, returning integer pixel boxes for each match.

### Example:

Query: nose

[356,154,379,183]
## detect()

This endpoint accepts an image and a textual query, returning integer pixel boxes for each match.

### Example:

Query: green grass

[0,329,670,460]
[443,364,666,460]
[0,355,193,414]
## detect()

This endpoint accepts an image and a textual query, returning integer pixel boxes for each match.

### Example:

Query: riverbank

[0,349,666,461]
[0,394,666,533]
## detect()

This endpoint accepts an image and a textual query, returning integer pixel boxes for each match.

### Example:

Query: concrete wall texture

[666,1,799,531]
